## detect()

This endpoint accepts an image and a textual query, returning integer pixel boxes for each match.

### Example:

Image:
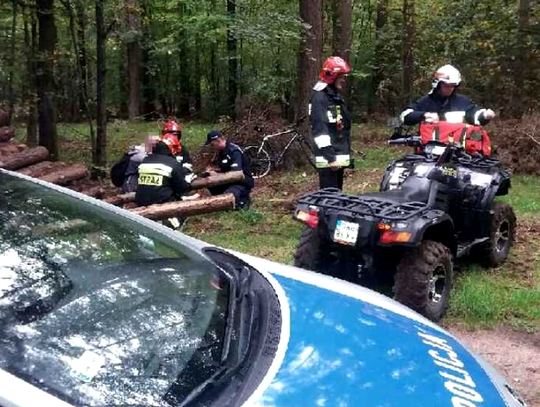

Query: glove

[482,109,495,121]
[424,112,439,123]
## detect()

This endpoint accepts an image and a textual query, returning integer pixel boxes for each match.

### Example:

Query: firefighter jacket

[400,91,490,126]
[309,81,352,168]
[135,142,192,207]
[213,141,254,189]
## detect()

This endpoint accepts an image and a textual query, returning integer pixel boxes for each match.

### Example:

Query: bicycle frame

[255,128,309,165]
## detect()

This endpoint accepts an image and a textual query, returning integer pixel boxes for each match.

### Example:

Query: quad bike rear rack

[297,188,429,221]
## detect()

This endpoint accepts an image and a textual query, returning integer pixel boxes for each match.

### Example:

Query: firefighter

[204,130,254,209]
[135,134,192,207]
[161,120,194,174]
[309,56,353,190]
[400,64,495,125]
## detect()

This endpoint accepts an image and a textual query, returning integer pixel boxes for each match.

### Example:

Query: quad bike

[293,122,516,321]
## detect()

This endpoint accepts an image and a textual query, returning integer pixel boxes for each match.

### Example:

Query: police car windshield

[0,172,230,406]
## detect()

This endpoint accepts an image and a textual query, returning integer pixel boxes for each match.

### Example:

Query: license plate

[333,220,359,245]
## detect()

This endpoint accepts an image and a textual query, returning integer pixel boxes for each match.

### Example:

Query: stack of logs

[0,139,240,221]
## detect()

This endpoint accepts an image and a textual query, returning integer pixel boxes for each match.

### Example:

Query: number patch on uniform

[333,220,359,245]
[139,174,163,186]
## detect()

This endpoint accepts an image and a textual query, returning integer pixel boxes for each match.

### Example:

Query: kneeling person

[204,130,254,209]
[135,135,192,207]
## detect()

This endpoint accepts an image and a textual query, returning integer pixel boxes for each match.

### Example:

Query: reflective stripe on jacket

[309,81,351,168]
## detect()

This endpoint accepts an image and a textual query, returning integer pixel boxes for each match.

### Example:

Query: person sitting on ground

[110,120,194,192]
[204,130,254,210]
[110,136,157,193]
[135,134,192,207]
[400,64,495,126]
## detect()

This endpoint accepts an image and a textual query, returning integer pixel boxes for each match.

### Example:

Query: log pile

[0,137,241,221]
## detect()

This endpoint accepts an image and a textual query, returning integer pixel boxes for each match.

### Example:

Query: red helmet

[162,120,182,138]
[319,56,352,84]
[160,133,182,156]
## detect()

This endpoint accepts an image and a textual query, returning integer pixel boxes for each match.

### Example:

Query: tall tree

[295,0,323,121]
[126,0,141,119]
[512,0,531,117]
[368,0,389,113]
[227,0,238,116]
[23,5,38,145]
[95,0,107,173]
[7,0,18,119]
[401,0,415,105]
[36,0,59,159]
[331,0,353,60]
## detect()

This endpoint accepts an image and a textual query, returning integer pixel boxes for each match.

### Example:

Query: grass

[45,121,540,330]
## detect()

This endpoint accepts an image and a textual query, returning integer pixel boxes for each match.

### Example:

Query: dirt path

[449,326,540,407]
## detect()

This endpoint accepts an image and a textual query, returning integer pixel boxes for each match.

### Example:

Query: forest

[0,0,539,169]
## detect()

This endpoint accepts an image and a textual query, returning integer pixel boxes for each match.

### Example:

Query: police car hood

[232,252,523,407]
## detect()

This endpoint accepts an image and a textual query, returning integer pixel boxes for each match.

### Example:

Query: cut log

[0,141,27,158]
[130,193,235,220]
[103,171,245,207]
[191,171,245,189]
[17,161,58,177]
[104,192,136,206]
[39,164,89,185]
[0,146,49,170]
[79,186,106,199]
[0,127,15,142]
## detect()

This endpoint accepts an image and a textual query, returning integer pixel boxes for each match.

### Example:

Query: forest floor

[55,120,540,405]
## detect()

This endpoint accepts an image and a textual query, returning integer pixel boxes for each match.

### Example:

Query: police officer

[204,130,254,209]
[135,135,192,207]
[310,56,353,190]
[400,64,495,125]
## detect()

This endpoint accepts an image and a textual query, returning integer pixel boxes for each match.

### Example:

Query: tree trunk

[295,0,324,121]
[39,164,89,185]
[227,0,238,117]
[331,0,352,60]
[129,194,235,220]
[25,6,38,146]
[0,146,49,170]
[8,0,18,120]
[36,0,59,160]
[368,0,389,114]
[331,0,353,100]
[178,2,190,116]
[401,0,415,106]
[95,0,107,174]
[512,0,531,117]
[126,0,141,119]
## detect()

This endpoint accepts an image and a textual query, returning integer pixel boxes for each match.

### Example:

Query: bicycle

[243,119,316,179]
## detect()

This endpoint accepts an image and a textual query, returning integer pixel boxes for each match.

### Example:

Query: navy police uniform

[207,137,254,209]
[309,81,352,190]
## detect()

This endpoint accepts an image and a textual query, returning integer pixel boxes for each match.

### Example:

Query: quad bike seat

[362,176,434,205]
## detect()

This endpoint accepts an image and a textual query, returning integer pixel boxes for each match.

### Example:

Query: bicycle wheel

[244,145,272,179]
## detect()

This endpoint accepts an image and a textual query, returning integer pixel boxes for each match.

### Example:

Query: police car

[0,169,527,407]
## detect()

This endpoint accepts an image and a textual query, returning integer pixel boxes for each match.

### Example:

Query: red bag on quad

[419,122,492,156]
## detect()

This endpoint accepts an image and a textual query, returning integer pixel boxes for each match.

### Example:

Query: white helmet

[432,64,462,88]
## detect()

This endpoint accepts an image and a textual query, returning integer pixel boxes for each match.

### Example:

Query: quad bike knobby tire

[294,227,357,282]
[481,202,516,267]
[294,227,327,271]
[393,240,453,322]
